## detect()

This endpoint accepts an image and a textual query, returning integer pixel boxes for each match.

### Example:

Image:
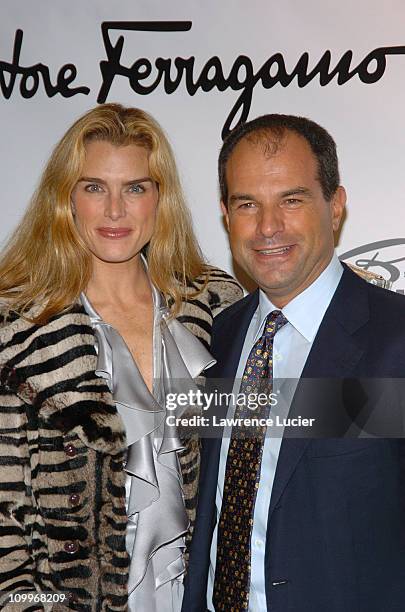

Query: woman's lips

[97,227,132,239]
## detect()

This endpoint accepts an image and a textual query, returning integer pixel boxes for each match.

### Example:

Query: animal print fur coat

[0,267,242,611]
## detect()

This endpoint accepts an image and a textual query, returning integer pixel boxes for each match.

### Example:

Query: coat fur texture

[0,267,242,611]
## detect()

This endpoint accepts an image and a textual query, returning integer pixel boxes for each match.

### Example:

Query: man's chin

[247,264,296,290]
[249,268,301,299]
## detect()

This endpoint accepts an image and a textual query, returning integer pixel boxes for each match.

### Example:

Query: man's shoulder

[349,267,405,320]
[365,275,405,307]
[365,280,405,331]
[337,268,405,362]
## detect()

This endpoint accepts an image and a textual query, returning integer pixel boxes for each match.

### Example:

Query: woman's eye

[85,184,102,193]
[128,183,145,193]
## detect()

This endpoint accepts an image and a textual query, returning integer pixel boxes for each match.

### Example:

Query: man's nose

[104,192,125,220]
[257,205,284,238]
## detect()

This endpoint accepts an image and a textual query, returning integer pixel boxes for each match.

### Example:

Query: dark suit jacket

[183,266,405,612]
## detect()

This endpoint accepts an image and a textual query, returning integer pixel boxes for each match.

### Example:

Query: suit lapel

[300,265,369,378]
[208,289,259,381]
[267,267,370,521]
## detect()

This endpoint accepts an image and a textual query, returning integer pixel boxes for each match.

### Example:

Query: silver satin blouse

[81,285,214,612]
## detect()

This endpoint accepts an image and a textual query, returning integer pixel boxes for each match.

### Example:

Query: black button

[64,444,77,457]
[69,493,80,506]
[64,541,78,554]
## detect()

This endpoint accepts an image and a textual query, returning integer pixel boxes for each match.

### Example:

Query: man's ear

[331,186,346,232]
[221,201,230,232]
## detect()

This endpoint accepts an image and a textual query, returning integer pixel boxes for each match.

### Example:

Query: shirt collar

[258,253,343,342]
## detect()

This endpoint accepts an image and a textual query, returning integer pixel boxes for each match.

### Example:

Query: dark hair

[218,114,340,204]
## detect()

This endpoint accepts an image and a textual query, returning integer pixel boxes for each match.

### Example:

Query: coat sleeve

[0,367,44,611]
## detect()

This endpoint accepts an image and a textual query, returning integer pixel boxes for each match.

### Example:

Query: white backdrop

[2,0,405,291]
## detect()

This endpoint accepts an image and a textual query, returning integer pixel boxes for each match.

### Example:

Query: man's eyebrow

[228,187,313,204]
[228,193,256,204]
[77,176,154,185]
[280,187,312,197]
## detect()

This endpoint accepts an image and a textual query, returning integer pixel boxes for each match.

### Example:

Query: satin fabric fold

[81,283,214,611]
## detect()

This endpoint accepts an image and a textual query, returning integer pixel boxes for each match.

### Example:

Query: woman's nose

[104,192,125,220]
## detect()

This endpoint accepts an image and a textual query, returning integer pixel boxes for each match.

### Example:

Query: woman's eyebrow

[77,176,154,185]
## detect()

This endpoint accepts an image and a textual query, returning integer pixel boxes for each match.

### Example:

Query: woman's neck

[85,254,152,309]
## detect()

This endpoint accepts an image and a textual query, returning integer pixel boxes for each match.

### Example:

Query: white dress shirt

[207,253,343,611]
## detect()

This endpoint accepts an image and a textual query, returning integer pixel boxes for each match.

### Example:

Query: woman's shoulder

[0,302,36,343]
[0,304,42,396]
[0,302,98,402]
[0,301,92,362]
[190,264,244,315]
[176,265,243,348]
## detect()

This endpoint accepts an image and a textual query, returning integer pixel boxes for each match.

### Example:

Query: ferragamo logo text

[2,21,405,138]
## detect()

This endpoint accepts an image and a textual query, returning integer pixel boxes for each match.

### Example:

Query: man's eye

[284,198,301,206]
[239,201,256,209]
[85,184,102,193]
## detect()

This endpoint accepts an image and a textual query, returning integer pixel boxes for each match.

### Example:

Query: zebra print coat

[0,267,242,611]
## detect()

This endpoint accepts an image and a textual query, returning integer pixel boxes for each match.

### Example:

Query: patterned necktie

[213,310,288,611]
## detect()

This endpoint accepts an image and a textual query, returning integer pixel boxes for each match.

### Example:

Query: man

[183,115,405,611]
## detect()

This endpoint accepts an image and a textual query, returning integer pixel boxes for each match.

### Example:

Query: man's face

[222,131,346,307]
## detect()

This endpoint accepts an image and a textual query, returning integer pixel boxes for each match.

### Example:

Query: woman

[0,103,242,610]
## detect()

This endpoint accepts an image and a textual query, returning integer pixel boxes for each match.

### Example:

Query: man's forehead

[227,131,316,173]
[234,128,312,159]
[245,127,286,158]
[225,131,322,198]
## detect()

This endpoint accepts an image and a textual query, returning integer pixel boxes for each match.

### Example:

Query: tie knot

[264,310,288,338]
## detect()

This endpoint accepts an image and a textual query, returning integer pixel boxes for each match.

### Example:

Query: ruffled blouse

[81,285,214,611]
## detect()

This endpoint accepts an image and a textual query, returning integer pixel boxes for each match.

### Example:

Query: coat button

[69,493,80,506]
[64,541,79,554]
[64,444,77,457]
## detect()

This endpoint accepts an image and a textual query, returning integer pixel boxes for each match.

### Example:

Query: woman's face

[71,140,158,265]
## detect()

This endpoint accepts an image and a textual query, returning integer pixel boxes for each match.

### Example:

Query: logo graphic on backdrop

[340,239,405,294]
[2,21,405,137]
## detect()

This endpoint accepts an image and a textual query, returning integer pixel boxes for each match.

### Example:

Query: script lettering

[97,22,405,138]
[0,30,90,99]
[2,23,405,140]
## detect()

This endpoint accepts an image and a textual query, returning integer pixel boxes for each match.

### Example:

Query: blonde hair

[0,103,206,323]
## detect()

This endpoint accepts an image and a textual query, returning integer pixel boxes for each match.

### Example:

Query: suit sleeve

[0,370,44,611]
